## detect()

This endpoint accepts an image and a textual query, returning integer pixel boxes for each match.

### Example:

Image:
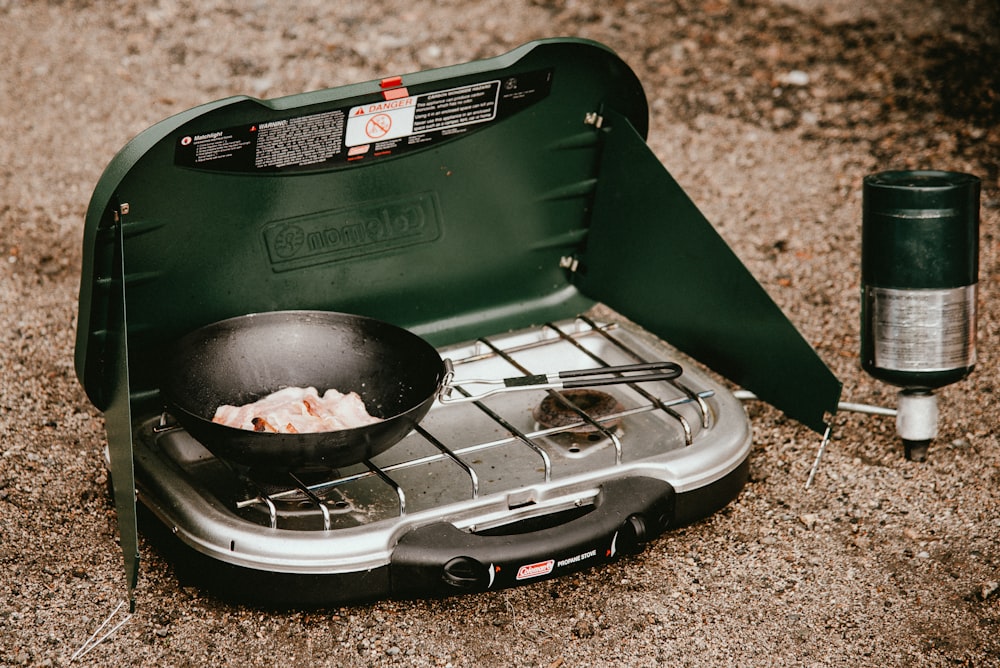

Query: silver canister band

[866,284,977,372]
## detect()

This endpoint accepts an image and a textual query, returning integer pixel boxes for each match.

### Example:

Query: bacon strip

[212,386,382,434]
[251,416,278,433]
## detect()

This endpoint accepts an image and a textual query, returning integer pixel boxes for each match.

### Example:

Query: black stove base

[135,461,747,608]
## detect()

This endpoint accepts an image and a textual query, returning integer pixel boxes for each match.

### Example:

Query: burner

[533,389,625,435]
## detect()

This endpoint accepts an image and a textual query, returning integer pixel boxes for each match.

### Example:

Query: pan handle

[438,361,682,404]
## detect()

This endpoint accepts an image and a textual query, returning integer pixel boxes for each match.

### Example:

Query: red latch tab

[383,87,410,100]
[379,75,408,100]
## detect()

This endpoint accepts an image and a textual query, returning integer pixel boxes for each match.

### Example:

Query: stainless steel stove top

[131,318,750,595]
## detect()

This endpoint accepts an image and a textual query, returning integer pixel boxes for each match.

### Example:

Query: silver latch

[559,255,580,273]
[438,358,456,401]
[113,202,130,223]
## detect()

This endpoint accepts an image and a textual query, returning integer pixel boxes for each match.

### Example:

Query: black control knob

[442,556,488,590]
[616,514,648,555]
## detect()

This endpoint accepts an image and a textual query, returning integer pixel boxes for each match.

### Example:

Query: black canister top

[862,170,980,289]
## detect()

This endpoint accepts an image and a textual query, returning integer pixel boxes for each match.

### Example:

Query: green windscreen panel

[580,109,841,433]
[104,221,139,610]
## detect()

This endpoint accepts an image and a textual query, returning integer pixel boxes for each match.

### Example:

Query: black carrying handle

[389,477,675,596]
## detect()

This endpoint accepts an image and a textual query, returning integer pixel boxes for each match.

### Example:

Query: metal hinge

[583,112,604,128]
[113,202,130,223]
[559,255,580,273]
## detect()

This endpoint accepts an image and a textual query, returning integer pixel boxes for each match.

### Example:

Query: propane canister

[861,170,980,461]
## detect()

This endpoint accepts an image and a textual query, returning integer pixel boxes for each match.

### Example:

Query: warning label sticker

[174,68,551,173]
[344,80,500,147]
[255,111,345,168]
[345,97,417,146]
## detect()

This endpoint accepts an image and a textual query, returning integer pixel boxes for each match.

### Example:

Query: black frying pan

[160,310,444,472]
[161,310,683,473]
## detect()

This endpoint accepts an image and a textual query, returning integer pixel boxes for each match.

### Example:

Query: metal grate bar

[253,410,621,503]
[515,322,625,464]
[363,459,406,516]
[221,459,278,527]
[235,490,278,527]
[464,339,554,482]
[451,321,621,367]
[412,423,480,498]
[578,315,712,433]
[289,472,331,530]
[545,319,694,444]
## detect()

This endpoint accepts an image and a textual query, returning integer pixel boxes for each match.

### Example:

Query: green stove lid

[76,38,648,409]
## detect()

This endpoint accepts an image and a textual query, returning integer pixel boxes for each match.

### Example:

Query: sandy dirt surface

[2,0,998,666]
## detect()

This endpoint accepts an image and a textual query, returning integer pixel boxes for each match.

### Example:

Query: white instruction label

[345,97,418,146]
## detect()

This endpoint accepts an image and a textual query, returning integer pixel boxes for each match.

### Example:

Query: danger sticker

[345,80,501,148]
[344,97,417,146]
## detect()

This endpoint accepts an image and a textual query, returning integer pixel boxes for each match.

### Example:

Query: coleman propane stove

[75,39,841,606]
[132,317,749,603]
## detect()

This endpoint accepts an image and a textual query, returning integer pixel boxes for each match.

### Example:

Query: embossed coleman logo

[261,193,441,271]
[271,225,306,258]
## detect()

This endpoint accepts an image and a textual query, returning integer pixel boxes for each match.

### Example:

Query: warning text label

[345,80,500,147]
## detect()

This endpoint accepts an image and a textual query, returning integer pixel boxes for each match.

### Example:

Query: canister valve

[860,170,980,461]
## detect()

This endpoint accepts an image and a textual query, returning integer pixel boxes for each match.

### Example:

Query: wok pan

[161,310,443,473]
[160,310,682,472]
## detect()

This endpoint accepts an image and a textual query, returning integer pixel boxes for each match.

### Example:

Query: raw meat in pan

[212,386,382,434]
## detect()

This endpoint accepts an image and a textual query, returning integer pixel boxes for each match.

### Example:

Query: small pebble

[782,70,811,86]
[977,582,999,601]
[572,619,595,639]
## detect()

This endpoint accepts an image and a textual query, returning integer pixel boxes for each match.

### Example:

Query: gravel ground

[2,0,998,666]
